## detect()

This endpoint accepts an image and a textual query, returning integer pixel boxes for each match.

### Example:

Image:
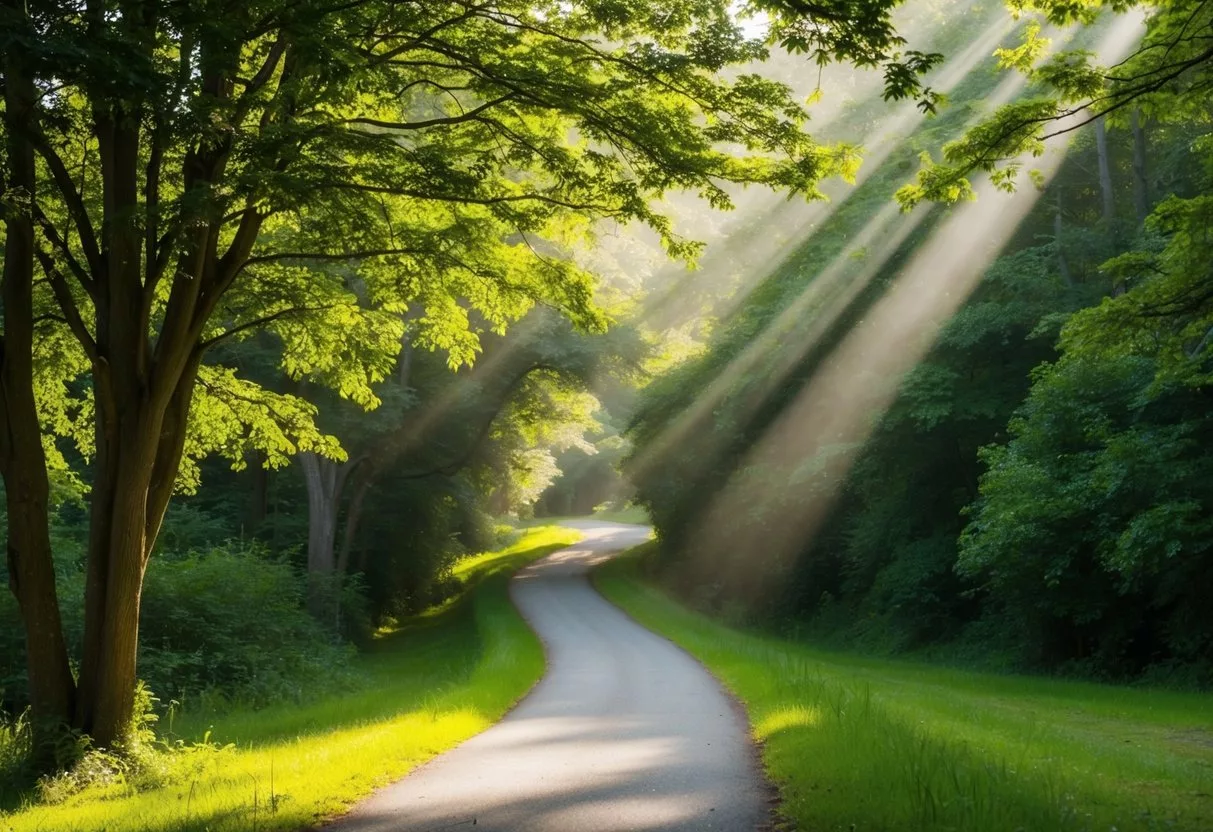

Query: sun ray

[665,11,1148,597]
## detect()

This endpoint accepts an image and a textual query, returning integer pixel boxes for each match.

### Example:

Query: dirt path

[323,520,770,831]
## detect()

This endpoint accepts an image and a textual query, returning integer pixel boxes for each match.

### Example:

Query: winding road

[324,520,770,831]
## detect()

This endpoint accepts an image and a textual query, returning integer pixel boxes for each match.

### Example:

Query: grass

[595,546,1213,832]
[0,525,579,832]
[519,503,651,528]
[591,504,650,525]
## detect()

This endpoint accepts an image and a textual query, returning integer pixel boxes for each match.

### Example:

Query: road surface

[324,520,770,831]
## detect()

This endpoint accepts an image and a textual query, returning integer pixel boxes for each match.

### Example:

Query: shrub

[137,545,354,707]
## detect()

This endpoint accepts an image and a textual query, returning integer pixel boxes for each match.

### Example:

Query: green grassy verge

[0,526,579,832]
[519,504,651,528]
[595,547,1213,832]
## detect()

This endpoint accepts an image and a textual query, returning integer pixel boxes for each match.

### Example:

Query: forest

[1,0,1211,829]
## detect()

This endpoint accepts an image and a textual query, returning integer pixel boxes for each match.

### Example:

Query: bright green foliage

[136,547,356,706]
[0,527,576,829]
[12,0,877,479]
[6,0,954,748]
[898,0,1213,207]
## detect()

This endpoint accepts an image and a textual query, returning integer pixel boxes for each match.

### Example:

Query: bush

[137,545,354,707]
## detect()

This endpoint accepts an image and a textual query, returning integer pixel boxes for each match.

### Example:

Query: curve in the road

[323,520,771,832]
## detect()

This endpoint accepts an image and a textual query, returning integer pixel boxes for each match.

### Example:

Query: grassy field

[0,526,579,832]
[595,547,1213,832]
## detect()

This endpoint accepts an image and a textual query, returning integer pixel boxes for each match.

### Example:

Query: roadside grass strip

[594,547,1213,832]
[0,526,579,832]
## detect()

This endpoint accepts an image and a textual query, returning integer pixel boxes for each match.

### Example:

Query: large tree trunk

[72,90,210,746]
[75,361,199,746]
[1,44,78,762]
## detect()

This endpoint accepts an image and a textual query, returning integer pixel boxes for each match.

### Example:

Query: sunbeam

[627,17,1083,486]
[671,10,1148,598]
[635,4,1023,334]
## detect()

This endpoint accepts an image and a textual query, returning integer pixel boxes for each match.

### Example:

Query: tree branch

[199,304,338,350]
[33,246,99,360]
[341,93,517,131]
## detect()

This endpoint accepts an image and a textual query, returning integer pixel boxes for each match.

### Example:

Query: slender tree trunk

[337,477,372,576]
[1053,188,1073,287]
[300,453,355,618]
[1131,107,1149,228]
[1094,116,1116,228]
[248,451,269,533]
[1,42,77,761]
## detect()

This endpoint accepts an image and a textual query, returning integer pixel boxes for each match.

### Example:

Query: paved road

[324,520,770,832]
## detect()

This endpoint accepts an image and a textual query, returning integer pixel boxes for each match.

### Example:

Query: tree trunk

[1094,115,1115,228]
[300,452,355,618]
[1053,188,1073,287]
[75,366,197,747]
[1,42,77,762]
[248,451,269,534]
[1131,107,1149,228]
[337,477,371,576]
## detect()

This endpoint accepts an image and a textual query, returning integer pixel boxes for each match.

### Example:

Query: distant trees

[630,0,1213,684]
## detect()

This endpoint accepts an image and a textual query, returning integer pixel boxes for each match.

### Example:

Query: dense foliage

[630,0,1213,685]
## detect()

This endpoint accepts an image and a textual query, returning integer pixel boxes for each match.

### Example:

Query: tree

[1,0,937,753]
[897,0,1213,207]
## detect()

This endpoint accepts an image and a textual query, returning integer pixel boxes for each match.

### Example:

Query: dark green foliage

[137,548,355,706]
[959,355,1213,680]
[3,540,353,713]
[629,1,1213,685]
[353,474,485,625]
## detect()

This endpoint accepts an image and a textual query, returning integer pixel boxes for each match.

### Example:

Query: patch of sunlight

[756,706,822,739]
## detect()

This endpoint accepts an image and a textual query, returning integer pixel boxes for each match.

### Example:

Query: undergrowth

[0,525,577,831]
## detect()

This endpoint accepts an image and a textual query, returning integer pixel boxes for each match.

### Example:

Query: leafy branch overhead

[897,0,1213,207]
[0,0,941,481]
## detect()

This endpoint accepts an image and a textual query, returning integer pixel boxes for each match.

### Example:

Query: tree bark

[1,42,78,762]
[337,476,371,576]
[1094,115,1116,228]
[248,452,270,534]
[300,452,356,618]
[1053,188,1073,287]
[1131,107,1149,228]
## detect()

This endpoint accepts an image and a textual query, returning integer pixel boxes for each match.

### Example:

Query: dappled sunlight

[324,521,763,831]
[596,556,1213,832]
[756,705,822,738]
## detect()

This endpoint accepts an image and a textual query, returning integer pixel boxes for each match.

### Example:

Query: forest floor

[0,526,579,832]
[595,546,1213,832]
